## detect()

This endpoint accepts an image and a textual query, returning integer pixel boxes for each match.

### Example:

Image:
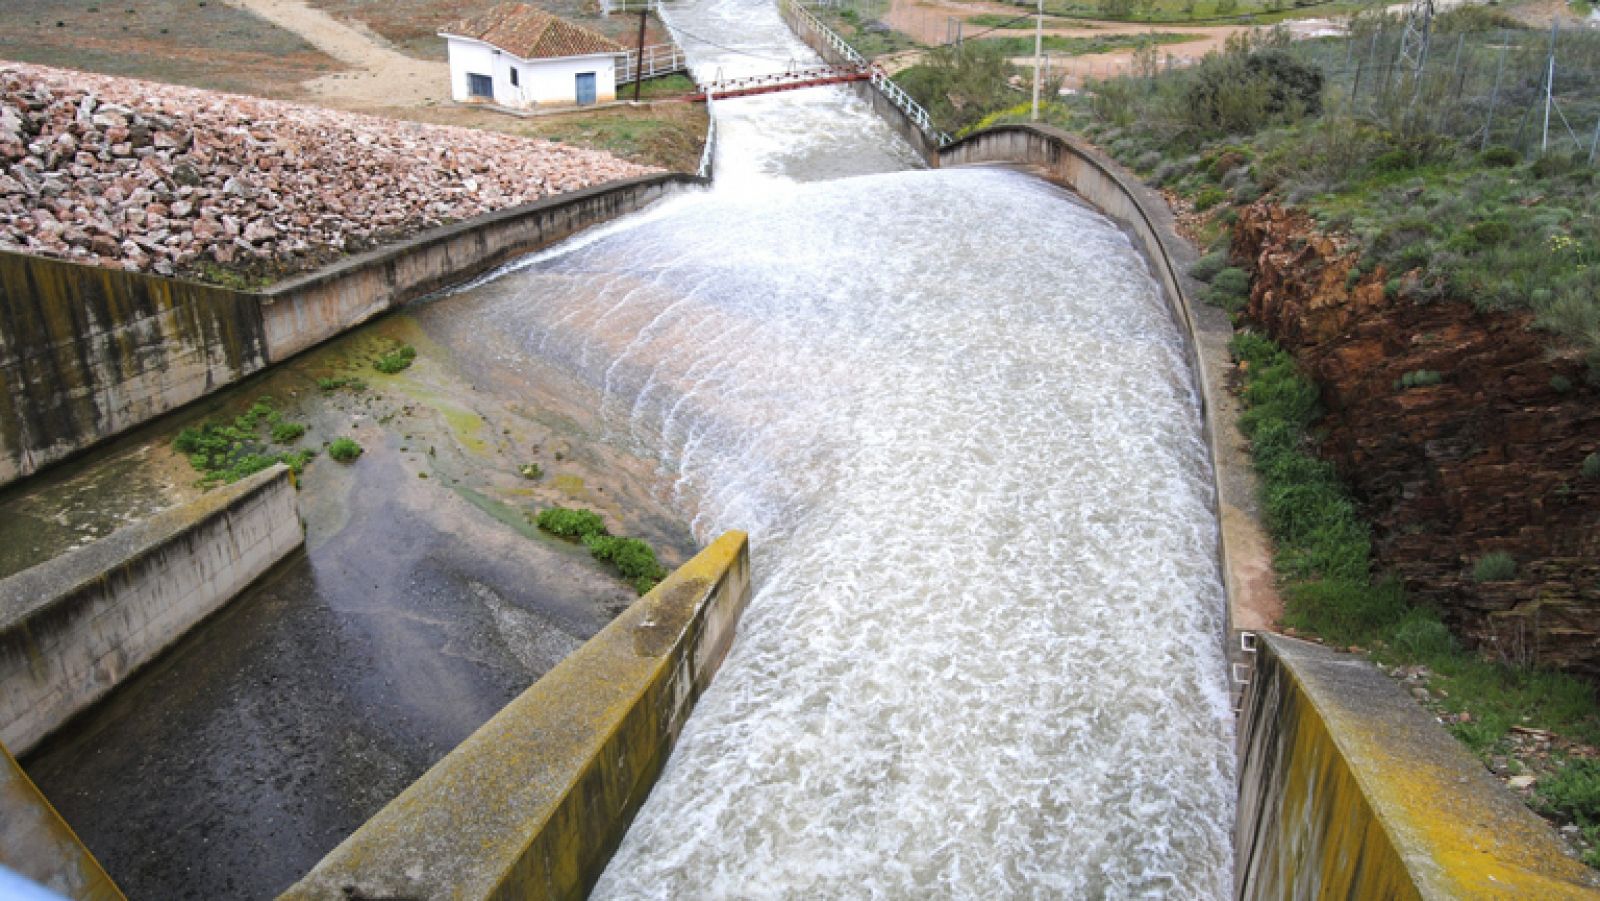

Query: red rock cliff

[1237,202,1600,676]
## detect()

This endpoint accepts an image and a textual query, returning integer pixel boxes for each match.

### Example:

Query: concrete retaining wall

[0,173,703,489]
[0,739,123,900]
[777,0,944,163]
[0,464,303,755]
[283,530,751,900]
[1237,633,1600,898]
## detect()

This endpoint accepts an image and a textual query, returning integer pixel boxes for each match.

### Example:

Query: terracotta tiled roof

[442,3,625,59]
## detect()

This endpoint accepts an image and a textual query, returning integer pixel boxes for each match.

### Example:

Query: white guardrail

[782,0,952,146]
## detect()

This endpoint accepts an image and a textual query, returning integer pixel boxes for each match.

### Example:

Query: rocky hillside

[0,62,656,280]
[1238,202,1600,677]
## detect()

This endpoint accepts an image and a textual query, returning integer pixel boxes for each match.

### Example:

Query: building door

[575,72,597,106]
[468,73,493,99]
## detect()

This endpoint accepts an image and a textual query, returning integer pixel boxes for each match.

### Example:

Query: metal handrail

[781,0,952,145]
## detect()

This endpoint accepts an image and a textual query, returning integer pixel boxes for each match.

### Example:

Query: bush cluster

[535,505,667,595]
[173,397,316,485]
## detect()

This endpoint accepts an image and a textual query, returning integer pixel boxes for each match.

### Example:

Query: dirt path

[224,0,448,107]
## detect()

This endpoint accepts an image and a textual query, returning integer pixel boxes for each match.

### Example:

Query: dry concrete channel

[4,0,1599,898]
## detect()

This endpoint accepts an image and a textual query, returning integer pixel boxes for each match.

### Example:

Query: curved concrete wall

[1238,634,1600,898]
[0,464,302,755]
[283,531,751,901]
[0,173,705,489]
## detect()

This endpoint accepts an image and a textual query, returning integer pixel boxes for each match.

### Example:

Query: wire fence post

[1541,20,1558,155]
[1481,33,1508,151]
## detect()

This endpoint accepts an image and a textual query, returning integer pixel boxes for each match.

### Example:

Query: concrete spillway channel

[5,0,1600,897]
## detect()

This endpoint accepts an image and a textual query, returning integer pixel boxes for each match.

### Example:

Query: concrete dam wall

[0,173,704,489]
[1237,633,1599,897]
[0,464,302,756]
[283,531,751,900]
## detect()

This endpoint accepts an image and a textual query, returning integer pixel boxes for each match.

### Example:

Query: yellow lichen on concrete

[281,530,751,901]
[1246,635,1600,899]
[0,739,125,901]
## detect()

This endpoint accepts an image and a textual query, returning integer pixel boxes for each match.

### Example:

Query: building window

[468,73,493,98]
[510,68,519,87]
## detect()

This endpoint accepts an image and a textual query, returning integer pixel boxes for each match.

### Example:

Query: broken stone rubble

[0,61,658,280]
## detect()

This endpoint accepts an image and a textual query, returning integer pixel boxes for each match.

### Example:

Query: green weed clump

[1472,551,1518,583]
[1583,453,1600,481]
[271,422,307,444]
[536,506,607,540]
[317,376,367,392]
[1535,759,1600,866]
[1232,331,1600,756]
[173,396,316,485]
[373,344,418,374]
[1204,266,1251,312]
[535,505,667,595]
[1189,250,1230,282]
[327,437,363,462]
[1395,369,1444,390]
[583,534,667,595]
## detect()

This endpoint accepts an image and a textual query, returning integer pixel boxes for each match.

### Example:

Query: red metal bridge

[678,65,874,102]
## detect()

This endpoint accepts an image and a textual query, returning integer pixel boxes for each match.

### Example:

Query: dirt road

[224,0,449,107]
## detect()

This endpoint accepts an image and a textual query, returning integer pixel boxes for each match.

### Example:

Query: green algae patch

[552,473,586,497]
[280,531,750,901]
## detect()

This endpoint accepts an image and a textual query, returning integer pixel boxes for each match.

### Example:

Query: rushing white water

[458,0,1235,895]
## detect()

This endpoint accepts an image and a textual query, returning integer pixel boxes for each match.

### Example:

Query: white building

[440,3,626,110]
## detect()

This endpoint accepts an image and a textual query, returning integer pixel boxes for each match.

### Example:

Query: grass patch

[534,505,667,595]
[372,344,418,375]
[327,437,363,463]
[1231,330,1600,754]
[317,375,367,392]
[1472,551,1517,583]
[1535,758,1600,867]
[972,32,1200,57]
[173,396,316,485]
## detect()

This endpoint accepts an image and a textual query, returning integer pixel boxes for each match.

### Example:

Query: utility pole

[1031,0,1043,121]
[633,1,649,103]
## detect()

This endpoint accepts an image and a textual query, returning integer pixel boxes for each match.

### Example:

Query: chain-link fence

[1281,21,1600,159]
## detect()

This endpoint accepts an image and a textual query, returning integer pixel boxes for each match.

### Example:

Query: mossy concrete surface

[1237,634,1600,898]
[282,530,750,900]
[0,739,123,900]
[0,173,706,492]
[0,464,302,755]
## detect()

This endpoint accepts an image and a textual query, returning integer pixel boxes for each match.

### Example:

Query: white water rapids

[457,0,1236,894]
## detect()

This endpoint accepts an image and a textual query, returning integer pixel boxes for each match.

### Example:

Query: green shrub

[1534,758,1600,834]
[583,534,667,594]
[1479,146,1520,167]
[519,463,544,480]
[1582,453,1600,480]
[1472,551,1517,583]
[536,506,607,540]
[1189,250,1230,282]
[1467,219,1512,247]
[373,344,418,374]
[1211,267,1250,297]
[328,437,363,463]
[1395,369,1444,390]
[1194,186,1228,210]
[271,422,307,444]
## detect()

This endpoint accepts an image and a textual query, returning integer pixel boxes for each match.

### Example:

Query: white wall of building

[444,35,619,109]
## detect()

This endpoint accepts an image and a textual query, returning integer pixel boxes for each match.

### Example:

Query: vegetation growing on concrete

[317,375,367,392]
[327,437,363,463]
[173,397,316,485]
[535,505,667,595]
[372,344,418,375]
[1230,332,1600,762]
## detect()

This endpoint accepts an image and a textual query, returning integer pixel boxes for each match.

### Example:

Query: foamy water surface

[453,0,1237,894]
